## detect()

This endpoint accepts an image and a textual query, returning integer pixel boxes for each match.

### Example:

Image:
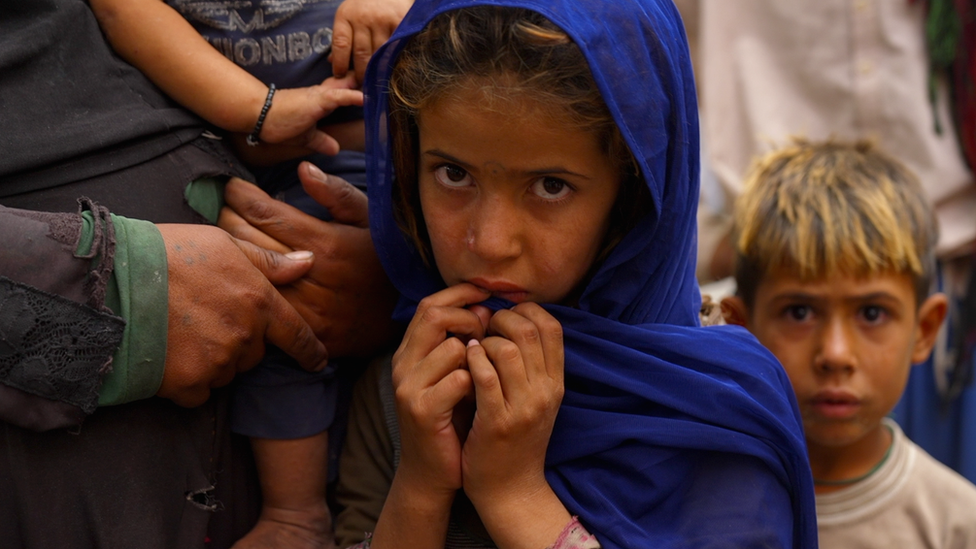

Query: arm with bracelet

[88,0,364,164]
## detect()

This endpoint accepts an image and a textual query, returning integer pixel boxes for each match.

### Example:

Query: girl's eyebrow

[423,149,591,179]
[423,149,474,170]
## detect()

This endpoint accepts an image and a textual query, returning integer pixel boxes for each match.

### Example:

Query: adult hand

[391,283,490,496]
[331,0,414,83]
[462,302,570,548]
[233,74,364,166]
[218,162,400,357]
[156,224,329,408]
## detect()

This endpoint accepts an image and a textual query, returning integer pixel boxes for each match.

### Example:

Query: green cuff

[90,214,169,406]
[184,176,227,224]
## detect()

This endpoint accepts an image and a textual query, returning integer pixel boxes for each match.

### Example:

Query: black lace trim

[74,198,116,312]
[0,276,124,413]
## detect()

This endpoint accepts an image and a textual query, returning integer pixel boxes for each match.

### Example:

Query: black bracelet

[246,83,276,146]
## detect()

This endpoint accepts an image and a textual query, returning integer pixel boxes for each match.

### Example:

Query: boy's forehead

[754,266,918,303]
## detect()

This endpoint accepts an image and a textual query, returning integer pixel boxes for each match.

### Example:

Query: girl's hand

[461,303,572,547]
[391,283,491,497]
[234,74,364,164]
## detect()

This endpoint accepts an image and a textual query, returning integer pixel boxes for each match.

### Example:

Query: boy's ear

[720,296,750,328]
[912,292,949,365]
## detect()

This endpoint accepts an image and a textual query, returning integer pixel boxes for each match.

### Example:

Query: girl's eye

[530,177,572,200]
[785,305,812,322]
[860,305,887,325]
[434,164,472,188]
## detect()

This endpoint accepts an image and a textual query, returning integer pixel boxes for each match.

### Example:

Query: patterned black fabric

[0,276,124,414]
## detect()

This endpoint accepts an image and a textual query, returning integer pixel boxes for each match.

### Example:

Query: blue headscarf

[363,1,818,547]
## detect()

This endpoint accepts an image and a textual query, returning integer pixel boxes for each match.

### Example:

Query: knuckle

[332,34,352,49]
[442,336,465,356]
[417,299,443,324]
[496,340,521,363]
[513,323,541,345]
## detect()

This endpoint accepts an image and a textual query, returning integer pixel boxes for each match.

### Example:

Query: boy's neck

[806,422,893,495]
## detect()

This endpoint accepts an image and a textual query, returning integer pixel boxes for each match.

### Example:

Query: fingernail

[306,162,327,181]
[467,338,481,348]
[285,250,314,261]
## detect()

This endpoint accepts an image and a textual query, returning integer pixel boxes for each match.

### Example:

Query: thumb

[298,161,370,227]
[232,237,315,285]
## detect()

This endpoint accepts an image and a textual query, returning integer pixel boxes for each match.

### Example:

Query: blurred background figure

[676,0,976,482]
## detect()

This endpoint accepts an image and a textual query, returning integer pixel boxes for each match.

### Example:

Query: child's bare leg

[232,431,335,549]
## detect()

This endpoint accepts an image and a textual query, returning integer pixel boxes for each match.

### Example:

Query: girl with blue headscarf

[336,1,818,547]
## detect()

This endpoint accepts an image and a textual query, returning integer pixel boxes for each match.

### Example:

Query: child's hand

[331,0,414,83]
[461,303,565,505]
[237,74,364,164]
[391,283,491,497]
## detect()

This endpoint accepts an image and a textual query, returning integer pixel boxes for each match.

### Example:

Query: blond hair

[733,138,937,306]
[387,6,649,265]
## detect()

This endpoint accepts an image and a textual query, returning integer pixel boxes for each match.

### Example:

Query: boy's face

[722,270,946,452]
[415,89,621,305]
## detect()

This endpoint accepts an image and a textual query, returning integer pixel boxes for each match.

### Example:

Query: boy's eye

[530,177,572,200]
[434,164,472,187]
[785,305,812,322]
[859,305,887,325]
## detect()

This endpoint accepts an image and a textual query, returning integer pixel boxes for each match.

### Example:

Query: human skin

[369,90,622,548]
[156,222,329,407]
[88,0,414,164]
[418,90,621,305]
[331,0,415,83]
[722,270,947,492]
[219,162,401,358]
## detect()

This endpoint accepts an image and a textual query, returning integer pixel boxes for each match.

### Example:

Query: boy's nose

[814,318,857,375]
[466,195,523,261]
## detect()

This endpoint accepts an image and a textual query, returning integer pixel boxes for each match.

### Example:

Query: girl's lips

[467,278,529,303]
[809,390,861,420]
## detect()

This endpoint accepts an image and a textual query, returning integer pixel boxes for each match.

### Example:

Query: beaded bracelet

[246,83,277,146]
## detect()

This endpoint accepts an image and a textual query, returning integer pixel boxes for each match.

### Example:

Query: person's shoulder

[901,437,976,535]
[906,439,976,503]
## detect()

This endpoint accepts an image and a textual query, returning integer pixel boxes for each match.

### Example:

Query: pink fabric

[550,516,601,549]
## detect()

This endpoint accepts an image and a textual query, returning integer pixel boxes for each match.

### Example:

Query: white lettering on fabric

[234,38,262,66]
[288,32,312,61]
[206,28,332,66]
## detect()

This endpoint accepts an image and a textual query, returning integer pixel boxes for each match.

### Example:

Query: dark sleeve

[0,201,125,431]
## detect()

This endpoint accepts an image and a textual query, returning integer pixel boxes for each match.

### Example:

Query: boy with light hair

[721,139,976,545]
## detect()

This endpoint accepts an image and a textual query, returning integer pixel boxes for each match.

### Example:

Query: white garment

[816,419,976,548]
[686,0,975,258]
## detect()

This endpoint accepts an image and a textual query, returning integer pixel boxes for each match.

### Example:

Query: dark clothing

[0,0,202,195]
[0,0,261,546]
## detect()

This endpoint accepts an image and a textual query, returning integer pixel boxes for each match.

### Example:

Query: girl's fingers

[487,307,548,384]
[397,284,491,358]
[510,303,565,383]
[426,367,474,418]
[466,339,505,413]
[399,337,468,394]
[477,335,528,402]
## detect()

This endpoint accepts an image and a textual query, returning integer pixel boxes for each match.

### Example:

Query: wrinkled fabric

[363,1,818,548]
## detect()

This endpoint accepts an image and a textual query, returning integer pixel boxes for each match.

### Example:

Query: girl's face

[416,88,622,305]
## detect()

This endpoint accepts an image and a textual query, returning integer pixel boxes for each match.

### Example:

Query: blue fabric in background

[892,269,976,484]
[362,0,819,547]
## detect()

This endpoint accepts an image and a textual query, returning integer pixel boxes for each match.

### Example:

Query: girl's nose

[467,195,522,262]
[814,317,857,375]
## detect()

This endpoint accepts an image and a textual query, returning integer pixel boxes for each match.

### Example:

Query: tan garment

[684,0,976,259]
[816,419,976,548]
